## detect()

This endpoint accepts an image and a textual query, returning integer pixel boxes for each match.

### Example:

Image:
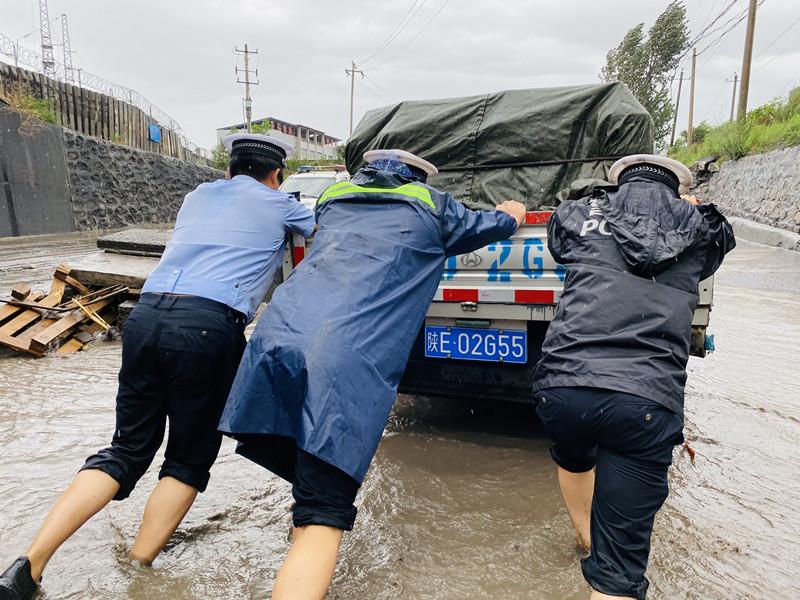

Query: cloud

[3,0,798,149]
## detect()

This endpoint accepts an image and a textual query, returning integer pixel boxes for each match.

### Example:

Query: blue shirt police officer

[0,134,315,600]
[218,148,527,595]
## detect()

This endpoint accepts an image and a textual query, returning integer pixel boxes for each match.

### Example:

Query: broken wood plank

[11,284,31,300]
[0,303,24,324]
[80,310,117,335]
[29,298,113,354]
[72,298,111,331]
[56,338,85,354]
[0,289,65,337]
[73,331,96,344]
[54,265,92,294]
[0,330,44,356]
[0,291,45,326]
[49,277,66,297]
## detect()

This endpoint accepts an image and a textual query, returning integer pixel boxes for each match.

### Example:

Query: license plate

[424,326,527,364]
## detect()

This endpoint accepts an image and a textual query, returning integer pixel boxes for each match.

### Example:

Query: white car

[280,167,350,211]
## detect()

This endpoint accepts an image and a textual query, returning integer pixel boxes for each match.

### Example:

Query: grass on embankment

[669,87,800,166]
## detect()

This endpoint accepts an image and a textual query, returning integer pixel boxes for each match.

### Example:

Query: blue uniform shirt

[142,175,315,321]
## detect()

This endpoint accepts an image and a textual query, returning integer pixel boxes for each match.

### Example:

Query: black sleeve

[546,207,569,264]
[697,204,736,278]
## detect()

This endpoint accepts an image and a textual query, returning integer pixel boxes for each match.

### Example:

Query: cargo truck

[283,83,715,403]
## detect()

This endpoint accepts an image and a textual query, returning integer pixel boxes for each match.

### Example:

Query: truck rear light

[443,289,479,302]
[514,289,555,304]
[525,211,553,225]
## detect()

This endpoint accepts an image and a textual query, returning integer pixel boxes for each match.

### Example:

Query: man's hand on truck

[496,200,527,227]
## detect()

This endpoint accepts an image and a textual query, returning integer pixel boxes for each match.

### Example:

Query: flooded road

[0,234,798,599]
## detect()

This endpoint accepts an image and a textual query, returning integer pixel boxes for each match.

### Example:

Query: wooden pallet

[0,266,124,357]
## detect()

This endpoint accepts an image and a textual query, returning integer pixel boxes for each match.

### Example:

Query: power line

[677,0,741,64]
[696,4,751,54]
[368,0,453,71]
[363,73,396,102]
[755,34,800,71]
[755,15,800,58]
[696,1,763,66]
[360,0,427,68]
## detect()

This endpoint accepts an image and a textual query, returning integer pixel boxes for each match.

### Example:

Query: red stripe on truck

[442,289,479,302]
[292,246,305,265]
[514,289,555,304]
[525,211,553,225]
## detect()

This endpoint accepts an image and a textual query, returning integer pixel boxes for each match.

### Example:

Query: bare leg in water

[557,466,594,552]
[25,471,197,580]
[129,477,198,564]
[272,525,343,600]
[25,470,120,581]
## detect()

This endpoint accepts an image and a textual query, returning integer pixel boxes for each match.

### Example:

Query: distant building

[216,117,340,160]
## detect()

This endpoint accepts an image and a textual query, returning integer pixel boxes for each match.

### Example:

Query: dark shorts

[81,293,246,500]
[234,434,360,531]
[535,386,684,600]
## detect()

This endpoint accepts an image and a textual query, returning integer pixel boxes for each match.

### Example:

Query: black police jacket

[533,175,736,415]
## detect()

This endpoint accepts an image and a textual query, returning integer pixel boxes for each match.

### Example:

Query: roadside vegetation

[0,90,57,124]
[668,87,800,166]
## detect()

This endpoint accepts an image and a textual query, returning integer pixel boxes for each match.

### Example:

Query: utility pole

[670,69,685,147]
[39,0,56,78]
[727,73,738,122]
[235,44,259,133]
[61,14,75,84]
[345,60,364,136]
[737,0,758,121]
[687,47,697,146]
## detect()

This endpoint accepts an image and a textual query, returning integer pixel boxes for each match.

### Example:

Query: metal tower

[39,0,56,78]
[61,14,75,84]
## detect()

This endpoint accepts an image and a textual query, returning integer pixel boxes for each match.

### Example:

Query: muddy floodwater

[1,234,798,599]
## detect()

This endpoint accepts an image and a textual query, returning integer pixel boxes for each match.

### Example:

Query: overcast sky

[3,0,798,150]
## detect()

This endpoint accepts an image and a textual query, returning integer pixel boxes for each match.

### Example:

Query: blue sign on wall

[148,123,162,143]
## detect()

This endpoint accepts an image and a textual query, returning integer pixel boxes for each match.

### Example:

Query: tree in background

[211,143,229,171]
[601,1,689,149]
[250,120,272,135]
[209,121,273,170]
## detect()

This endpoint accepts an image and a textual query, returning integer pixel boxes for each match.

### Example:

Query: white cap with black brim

[363,149,438,177]
[609,154,693,195]
[223,133,294,166]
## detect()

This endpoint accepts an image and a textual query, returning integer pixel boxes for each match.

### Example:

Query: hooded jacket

[533,175,735,415]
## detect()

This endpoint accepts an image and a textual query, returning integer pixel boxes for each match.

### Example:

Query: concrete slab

[96,228,172,257]
[69,251,159,289]
[729,217,800,252]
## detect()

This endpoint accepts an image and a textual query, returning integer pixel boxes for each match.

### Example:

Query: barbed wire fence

[0,32,206,157]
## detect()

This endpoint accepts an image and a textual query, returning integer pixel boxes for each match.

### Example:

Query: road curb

[728,217,800,252]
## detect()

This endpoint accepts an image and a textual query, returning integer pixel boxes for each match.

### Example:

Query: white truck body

[283,210,715,403]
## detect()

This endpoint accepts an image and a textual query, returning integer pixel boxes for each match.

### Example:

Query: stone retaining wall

[0,107,222,237]
[64,130,220,231]
[694,145,800,234]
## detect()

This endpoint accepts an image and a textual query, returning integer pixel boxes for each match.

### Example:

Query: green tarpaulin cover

[345,83,654,210]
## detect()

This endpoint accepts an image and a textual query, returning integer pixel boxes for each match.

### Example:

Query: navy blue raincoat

[219,167,517,483]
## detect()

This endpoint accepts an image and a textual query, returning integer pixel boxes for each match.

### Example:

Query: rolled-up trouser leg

[581,448,669,600]
[292,450,360,531]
